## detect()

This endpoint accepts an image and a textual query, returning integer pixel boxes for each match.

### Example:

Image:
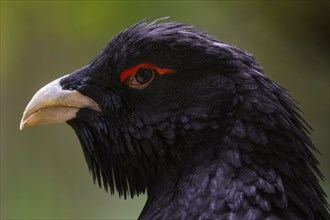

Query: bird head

[20,19,325,214]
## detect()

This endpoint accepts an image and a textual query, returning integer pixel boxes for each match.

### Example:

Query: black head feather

[59,19,329,219]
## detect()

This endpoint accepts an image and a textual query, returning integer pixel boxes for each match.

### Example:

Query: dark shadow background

[1,1,329,219]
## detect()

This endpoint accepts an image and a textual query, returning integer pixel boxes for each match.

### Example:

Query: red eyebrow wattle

[120,62,175,83]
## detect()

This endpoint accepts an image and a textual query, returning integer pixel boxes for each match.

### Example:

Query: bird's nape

[20,18,329,219]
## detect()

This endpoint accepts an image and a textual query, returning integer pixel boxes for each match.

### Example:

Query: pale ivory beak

[20,75,101,130]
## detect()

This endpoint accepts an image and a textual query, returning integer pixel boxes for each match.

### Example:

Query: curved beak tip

[19,111,30,130]
[19,118,26,130]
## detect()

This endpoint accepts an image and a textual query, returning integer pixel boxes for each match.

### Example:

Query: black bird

[20,19,329,219]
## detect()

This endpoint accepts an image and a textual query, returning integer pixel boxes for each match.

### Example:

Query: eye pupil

[135,68,153,84]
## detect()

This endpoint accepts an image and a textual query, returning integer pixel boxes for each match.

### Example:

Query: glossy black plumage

[57,19,329,219]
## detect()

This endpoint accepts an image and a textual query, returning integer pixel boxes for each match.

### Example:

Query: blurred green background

[1,1,329,219]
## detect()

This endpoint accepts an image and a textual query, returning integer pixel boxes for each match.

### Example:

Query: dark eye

[128,67,155,89]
